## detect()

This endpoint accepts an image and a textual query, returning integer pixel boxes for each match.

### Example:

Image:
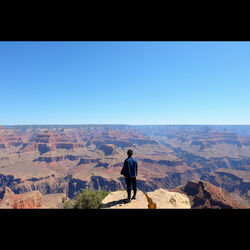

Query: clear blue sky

[1,41,250,125]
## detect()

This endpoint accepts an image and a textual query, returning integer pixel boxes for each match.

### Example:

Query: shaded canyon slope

[171,180,244,209]
[1,124,250,207]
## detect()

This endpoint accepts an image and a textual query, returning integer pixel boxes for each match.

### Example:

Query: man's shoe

[124,198,131,204]
[131,195,136,200]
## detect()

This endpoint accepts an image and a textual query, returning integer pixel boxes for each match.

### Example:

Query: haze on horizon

[1,41,250,125]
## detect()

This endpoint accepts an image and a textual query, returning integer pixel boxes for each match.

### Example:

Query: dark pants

[125,177,137,199]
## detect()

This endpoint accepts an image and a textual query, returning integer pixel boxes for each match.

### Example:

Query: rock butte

[173,180,245,209]
[0,186,67,208]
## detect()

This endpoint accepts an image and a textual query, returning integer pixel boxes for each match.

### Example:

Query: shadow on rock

[100,198,127,208]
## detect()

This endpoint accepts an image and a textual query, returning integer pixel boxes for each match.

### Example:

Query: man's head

[127,149,133,157]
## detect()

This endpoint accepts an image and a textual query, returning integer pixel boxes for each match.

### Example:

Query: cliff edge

[100,188,191,209]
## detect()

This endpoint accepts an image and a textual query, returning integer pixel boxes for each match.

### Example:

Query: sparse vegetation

[63,188,110,209]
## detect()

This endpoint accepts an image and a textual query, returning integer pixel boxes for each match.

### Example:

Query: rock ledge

[101,188,191,209]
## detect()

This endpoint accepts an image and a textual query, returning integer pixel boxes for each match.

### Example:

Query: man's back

[121,156,138,178]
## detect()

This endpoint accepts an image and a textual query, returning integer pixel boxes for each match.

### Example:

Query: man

[120,149,138,203]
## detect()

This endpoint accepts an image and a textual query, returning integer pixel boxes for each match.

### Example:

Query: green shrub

[63,189,110,209]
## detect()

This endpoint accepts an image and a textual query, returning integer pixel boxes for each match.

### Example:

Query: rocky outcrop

[173,180,245,209]
[0,187,44,208]
[101,190,148,209]
[146,189,191,208]
[100,188,191,209]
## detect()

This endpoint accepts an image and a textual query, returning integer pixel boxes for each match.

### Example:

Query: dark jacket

[120,156,138,178]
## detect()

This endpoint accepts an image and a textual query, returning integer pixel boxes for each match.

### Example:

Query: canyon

[1,124,250,208]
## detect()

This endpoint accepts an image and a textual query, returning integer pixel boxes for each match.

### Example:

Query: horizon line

[2,123,250,126]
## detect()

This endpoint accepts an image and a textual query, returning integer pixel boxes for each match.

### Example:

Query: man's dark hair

[127,149,133,157]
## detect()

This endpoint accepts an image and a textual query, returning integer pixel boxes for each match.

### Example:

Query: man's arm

[120,159,127,176]
[135,160,138,176]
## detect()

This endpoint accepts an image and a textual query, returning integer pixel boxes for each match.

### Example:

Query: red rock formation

[172,180,245,209]
[0,187,44,209]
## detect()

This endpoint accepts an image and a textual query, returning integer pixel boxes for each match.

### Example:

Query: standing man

[120,149,138,203]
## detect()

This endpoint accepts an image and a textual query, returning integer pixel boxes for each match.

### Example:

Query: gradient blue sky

[1,41,250,125]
